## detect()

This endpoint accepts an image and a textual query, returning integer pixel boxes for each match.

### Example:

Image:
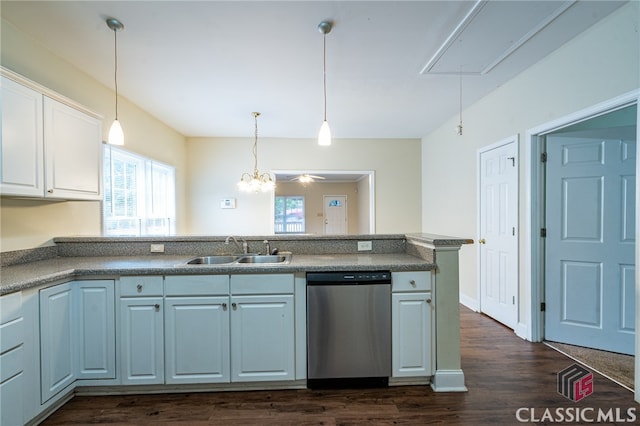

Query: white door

[324,195,347,235]
[545,135,635,355]
[478,140,518,328]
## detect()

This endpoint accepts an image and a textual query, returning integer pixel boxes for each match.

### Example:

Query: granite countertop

[0,253,435,295]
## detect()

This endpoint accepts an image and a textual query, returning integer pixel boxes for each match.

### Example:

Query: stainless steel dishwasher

[306,271,391,388]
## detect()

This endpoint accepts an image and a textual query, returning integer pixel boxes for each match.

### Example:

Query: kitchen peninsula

[0,233,471,426]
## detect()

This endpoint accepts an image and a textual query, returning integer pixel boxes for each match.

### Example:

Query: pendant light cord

[252,112,260,173]
[458,68,462,127]
[323,33,327,122]
[113,29,119,120]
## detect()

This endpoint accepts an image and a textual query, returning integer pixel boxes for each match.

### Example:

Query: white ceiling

[1,1,625,139]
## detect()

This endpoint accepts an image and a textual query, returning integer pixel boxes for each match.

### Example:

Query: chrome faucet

[263,240,270,255]
[225,236,248,254]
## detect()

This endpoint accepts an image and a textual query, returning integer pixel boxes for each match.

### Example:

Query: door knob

[479,239,486,244]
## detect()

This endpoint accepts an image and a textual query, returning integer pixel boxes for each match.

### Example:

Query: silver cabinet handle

[232,302,237,310]
[426,298,432,304]
[47,189,54,193]
[409,280,416,287]
[136,284,143,292]
[154,304,160,311]
[222,303,227,310]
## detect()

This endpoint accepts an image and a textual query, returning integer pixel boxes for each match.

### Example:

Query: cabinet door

[0,76,44,196]
[165,297,230,384]
[392,292,433,378]
[76,280,115,380]
[230,294,294,382]
[40,283,75,403]
[120,297,164,385]
[43,97,101,200]
[0,291,23,426]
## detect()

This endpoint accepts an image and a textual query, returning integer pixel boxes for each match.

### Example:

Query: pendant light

[106,18,125,145]
[238,112,275,192]
[318,21,333,146]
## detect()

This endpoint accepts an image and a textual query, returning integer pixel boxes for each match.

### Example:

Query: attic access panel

[421,0,575,75]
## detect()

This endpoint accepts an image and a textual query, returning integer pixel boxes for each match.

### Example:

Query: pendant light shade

[108,119,124,146]
[106,17,125,145]
[318,21,333,146]
[318,120,331,146]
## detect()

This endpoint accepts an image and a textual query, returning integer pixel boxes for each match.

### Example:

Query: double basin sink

[184,253,291,265]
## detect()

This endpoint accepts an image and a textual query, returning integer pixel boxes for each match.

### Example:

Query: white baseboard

[459,294,479,311]
[431,369,468,392]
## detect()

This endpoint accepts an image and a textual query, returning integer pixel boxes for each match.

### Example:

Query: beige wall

[421,3,639,324]
[276,181,360,235]
[186,137,421,235]
[0,19,188,251]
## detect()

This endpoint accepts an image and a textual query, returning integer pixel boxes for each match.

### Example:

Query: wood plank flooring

[42,306,637,425]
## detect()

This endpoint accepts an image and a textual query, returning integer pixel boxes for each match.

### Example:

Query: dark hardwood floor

[42,306,637,425]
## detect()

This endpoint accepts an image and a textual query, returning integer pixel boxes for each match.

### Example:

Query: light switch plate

[357,241,372,251]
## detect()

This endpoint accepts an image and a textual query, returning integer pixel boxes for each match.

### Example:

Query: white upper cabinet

[43,97,101,200]
[0,70,102,200]
[0,76,44,196]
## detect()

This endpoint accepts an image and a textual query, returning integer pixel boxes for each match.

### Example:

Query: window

[275,196,305,234]
[103,145,176,236]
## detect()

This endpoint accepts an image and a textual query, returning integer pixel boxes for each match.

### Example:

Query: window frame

[102,144,176,236]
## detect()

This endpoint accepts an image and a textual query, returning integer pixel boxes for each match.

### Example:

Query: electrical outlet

[150,244,165,253]
[357,241,372,251]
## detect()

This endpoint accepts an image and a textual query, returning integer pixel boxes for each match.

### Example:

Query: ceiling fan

[290,174,326,183]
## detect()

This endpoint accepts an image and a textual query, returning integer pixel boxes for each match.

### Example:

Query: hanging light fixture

[106,17,125,145]
[318,21,333,146]
[456,66,463,136]
[238,112,275,192]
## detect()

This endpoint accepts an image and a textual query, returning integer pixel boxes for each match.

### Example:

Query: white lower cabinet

[230,294,295,382]
[120,297,164,385]
[76,281,116,380]
[120,274,296,386]
[0,292,24,426]
[40,283,75,403]
[230,274,295,382]
[164,296,230,384]
[391,271,433,378]
[40,280,117,403]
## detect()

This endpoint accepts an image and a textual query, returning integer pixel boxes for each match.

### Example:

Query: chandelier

[237,112,275,192]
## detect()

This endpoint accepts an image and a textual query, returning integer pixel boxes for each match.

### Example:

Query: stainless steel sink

[186,255,241,265]
[183,253,291,265]
[235,254,290,264]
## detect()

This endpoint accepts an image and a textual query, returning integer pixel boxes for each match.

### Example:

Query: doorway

[526,96,638,356]
[478,136,519,329]
[543,120,636,355]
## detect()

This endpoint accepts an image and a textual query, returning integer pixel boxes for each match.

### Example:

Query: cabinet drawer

[0,292,21,324]
[231,274,294,295]
[0,318,23,354]
[0,345,23,382]
[392,271,431,292]
[120,276,164,297]
[165,275,229,296]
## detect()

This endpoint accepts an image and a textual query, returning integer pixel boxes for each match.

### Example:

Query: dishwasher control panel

[306,271,391,284]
